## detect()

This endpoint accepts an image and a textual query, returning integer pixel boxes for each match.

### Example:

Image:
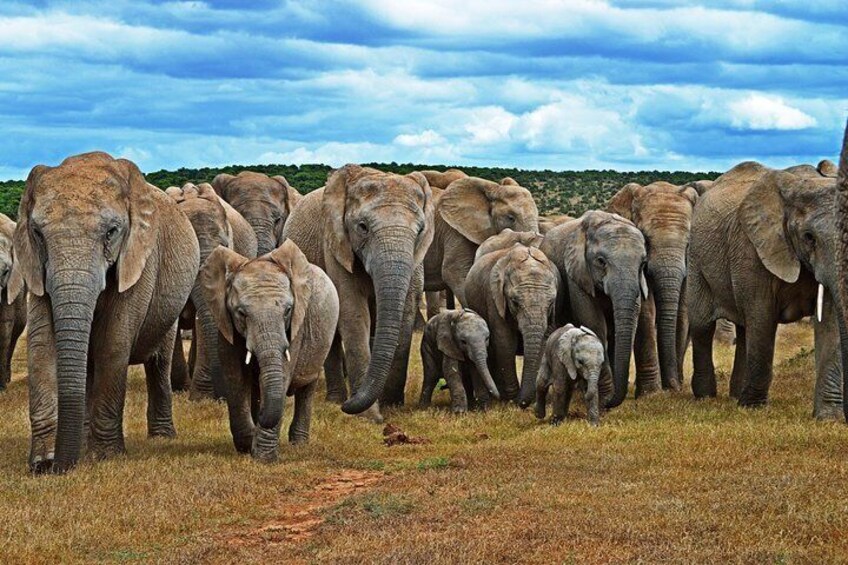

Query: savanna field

[2,322,847,564]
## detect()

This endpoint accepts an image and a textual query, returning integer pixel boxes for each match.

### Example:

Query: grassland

[1,322,847,563]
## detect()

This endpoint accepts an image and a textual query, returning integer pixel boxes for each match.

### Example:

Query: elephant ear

[489,253,510,318]
[268,239,312,341]
[561,218,595,297]
[439,178,497,245]
[500,177,519,186]
[606,183,640,220]
[685,180,714,196]
[322,165,364,273]
[437,312,465,361]
[556,331,578,381]
[274,175,303,212]
[406,171,436,267]
[678,184,699,207]
[738,171,800,283]
[115,160,158,293]
[211,173,236,202]
[200,245,248,344]
[8,164,47,301]
[165,186,185,202]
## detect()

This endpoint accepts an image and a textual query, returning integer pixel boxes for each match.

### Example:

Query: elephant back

[282,187,326,271]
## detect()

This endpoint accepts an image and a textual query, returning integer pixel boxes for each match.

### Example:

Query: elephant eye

[505,214,516,224]
[803,231,815,245]
[106,226,120,240]
[236,307,247,319]
[285,304,292,318]
[356,221,369,236]
[595,256,607,268]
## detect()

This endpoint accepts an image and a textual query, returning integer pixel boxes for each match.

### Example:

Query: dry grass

[2,321,848,564]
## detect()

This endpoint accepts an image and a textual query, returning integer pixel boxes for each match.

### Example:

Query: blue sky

[0,1,846,179]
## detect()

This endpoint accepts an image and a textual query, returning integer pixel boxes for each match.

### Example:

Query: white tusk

[817,283,824,323]
[285,348,291,362]
[245,350,252,365]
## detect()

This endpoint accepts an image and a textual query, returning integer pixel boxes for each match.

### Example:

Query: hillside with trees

[0,164,720,220]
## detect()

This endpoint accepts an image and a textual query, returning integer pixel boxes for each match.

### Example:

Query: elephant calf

[535,324,605,426]
[0,213,25,390]
[419,309,500,413]
[201,240,339,462]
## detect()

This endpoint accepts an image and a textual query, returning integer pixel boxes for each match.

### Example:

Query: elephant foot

[356,403,384,424]
[738,395,767,408]
[29,452,55,475]
[325,390,348,405]
[550,416,564,426]
[88,438,126,461]
[252,426,280,462]
[148,423,177,439]
[691,376,717,399]
[813,404,843,422]
[450,405,468,414]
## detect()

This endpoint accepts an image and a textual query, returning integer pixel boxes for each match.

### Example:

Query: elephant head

[439,309,500,400]
[200,240,313,460]
[8,152,160,472]
[324,165,435,414]
[439,177,539,245]
[0,214,16,297]
[212,171,302,255]
[419,169,468,190]
[608,182,698,390]
[546,211,648,408]
[490,245,559,406]
[474,229,544,262]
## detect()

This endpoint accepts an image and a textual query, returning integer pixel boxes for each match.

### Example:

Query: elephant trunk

[342,229,415,415]
[518,322,546,407]
[605,284,641,409]
[251,334,288,460]
[190,284,226,399]
[585,371,601,426]
[245,214,277,256]
[651,260,686,390]
[472,351,500,400]
[50,268,99,472]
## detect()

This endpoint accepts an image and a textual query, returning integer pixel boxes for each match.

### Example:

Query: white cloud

[463,106,517,145]
[393,130,447,147]
[728,94,817,130]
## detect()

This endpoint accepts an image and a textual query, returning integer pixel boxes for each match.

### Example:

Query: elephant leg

[26,294,58,473]
[143,323,178,439]
[729,325,747,399]
[338,284,382,423]
[170,330,190,393]
[738,319,777,407]
[690,320,717,398]
[489,318,519,401]
[469,363,491,411]
[413,293,427,331]
[381,265,422,407]
[425,290,444,320]
[676,282,690,388]
[814,293,843,420]
[289,379,317,444]
[188,331,197,378]
[87,348,131,460]
[634,293,661,397]
[551,379,571,425]
[188,320,217,401]
[0,308,14,388]
[419,339,440,408]
[445,289,455,310]
[221,345,254,454]
[443,358,467,413]
[324,333,348,404]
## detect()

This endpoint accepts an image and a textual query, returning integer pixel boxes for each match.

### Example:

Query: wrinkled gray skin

[465,244,559,406]
[283,165,434,421]
[165,183,258,400]
[0,213,26,390]
[201,241,338,461]
[419,309,500,412]
[541,211,648,409]
[607,182,698,393]
[535,324,605,426]
[688,161,843,418]
[11,152,199,473]
[424,176,539,319]
[835,125,848,421]
[474,229,543,262]
[213,171,303,256]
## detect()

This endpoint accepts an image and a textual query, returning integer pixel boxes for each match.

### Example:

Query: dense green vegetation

[0,163,720,220]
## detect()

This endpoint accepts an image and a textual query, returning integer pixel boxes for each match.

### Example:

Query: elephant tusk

[284,348,291,362]
[817,283,824,323]
[245,350,252,365]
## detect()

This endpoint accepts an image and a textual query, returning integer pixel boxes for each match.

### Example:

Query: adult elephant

[9,152,199,472]
[836,125,848,421]
[0,213,26,390]
[607,182,698,392]
[465,244,559,406]
[539,213,573,235]
[419,169,468,191]
[212,171,302,255]
[283,165,434,420]
[423,176,539,317]
[688,160,844,418]
[165,183,257,399]
[540,211,648,408]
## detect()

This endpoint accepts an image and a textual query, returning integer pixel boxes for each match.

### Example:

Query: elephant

[474,228,543,262]
[688,160,844,418]
[607,181,698,393]
[836,125,848,421]
[419,169,468,191]
[423,176,539,318]
[535,324,605,426]
[9,152,199,473]
[165,183,258,400]
[200,241,338,461]
[283,165,434,420]
[0,213,26,390]
[539,214,574,235]
[212,171,303,255]
[540,211,649,408]
[419,308,500,413]
[464,243,559,406]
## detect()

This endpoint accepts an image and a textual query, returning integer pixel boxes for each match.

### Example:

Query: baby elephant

[536,324,605,426]
[419,309,500,412]
[201,240,339,461]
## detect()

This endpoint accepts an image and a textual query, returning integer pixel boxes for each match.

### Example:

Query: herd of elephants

[1,124,847,473]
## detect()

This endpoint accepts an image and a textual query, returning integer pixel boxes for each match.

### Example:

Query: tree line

[0,163,720,220]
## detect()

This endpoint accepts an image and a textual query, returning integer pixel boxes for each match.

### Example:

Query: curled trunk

[472,352,500,400]
[251,338,288,460]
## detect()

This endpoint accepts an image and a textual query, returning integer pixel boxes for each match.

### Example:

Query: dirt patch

[383,423,431,446]
[221,470,384,548]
